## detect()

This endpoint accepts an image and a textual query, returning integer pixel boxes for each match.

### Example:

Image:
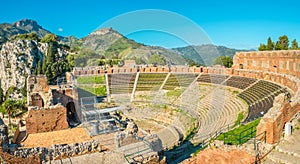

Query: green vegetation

[233,112,244,127]
[34,34,74,84]
[166,88,185,98]
[148,54,166,65]
[232,90,239,94]
[213,55,233,68]
[297,118,300,123]
[78,85,106,96]
[216,118,261,145]
[1,99,26,125]
[41,33,59,43]
[0,85,3,105]
[10,32,39,41]
[104,37,141,59]
[291,39,299,50]
[76,76,105,84]
[259,35,299,51]
[173,44,243,66]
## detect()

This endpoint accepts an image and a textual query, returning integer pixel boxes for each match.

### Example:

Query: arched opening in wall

[239,64,244,69]
[66,102,79,127]
[31,93,44,107]
[200,67,203,73]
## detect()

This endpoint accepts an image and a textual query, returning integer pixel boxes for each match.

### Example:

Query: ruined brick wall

[26,105,68,134]
[232,50,300,79]
[27,75,51,107]
[256,94,300,144]
[52,88,74,107]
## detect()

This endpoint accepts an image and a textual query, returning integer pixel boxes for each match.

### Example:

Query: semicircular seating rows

[103,73,291,147]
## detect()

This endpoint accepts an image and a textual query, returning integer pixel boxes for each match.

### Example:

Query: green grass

[166,88,184,98]
[233,112,244,127]
[297,118,300,123]
[233,90,239,94]
[216,118,261,145]
[76,76,105,84]
[78,85,106,96]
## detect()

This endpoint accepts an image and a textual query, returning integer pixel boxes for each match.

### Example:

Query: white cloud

[58,27,63,32]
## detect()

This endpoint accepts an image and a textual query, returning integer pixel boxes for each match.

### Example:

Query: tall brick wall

[232,50,300,79]
[26,105,69,134]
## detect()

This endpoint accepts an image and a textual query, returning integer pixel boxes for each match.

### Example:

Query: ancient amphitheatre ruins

[0,50,300,164]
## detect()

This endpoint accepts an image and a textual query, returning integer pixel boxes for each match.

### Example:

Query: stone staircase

[263,120,300,164]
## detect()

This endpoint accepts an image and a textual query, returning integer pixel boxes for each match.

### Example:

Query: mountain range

[0,19,247,66]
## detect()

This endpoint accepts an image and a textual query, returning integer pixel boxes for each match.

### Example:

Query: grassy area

[233,112,244,127]
[298,118,300,123]
[76,76,105,84]
[166,88,184,98]
[216,118,261,145]
[78,85,106,96]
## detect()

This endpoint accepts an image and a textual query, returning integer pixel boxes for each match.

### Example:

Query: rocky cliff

[0,39,69,100]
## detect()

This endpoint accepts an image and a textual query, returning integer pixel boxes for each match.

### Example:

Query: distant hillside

[74,28,186,66]
[0,19,249,67]
[0,19,53,45]
[173,45,247,66]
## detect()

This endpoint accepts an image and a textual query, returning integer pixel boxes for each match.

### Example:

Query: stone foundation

[26,105,69,134]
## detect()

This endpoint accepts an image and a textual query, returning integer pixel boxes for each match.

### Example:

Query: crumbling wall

[0,148,40,164]
[27,75,52,107]
[52,88,74,107]
[256,94,300,144]
[26,105,69,134]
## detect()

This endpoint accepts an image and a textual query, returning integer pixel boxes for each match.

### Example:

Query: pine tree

[258,44,267,51]
[37,60,42,75]
[0,85,3,105]
[291,39,299,50]
[267,37,274,50]
[42,57,47,74]
[275,35,289,50]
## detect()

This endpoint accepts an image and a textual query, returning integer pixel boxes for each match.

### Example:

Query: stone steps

[267,150,300,164]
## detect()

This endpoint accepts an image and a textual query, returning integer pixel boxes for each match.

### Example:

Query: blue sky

[1,0,300,49]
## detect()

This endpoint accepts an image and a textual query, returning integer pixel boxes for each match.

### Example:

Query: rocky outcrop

[0,39,68,99]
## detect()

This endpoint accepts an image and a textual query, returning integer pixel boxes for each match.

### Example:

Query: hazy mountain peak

[89,27,121,37]
[13,19,40,28]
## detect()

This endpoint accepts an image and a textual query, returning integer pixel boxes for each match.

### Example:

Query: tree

[275,35,289,50]
[213,56,233,68]
[6,86,16,100]
[41,34,59,43]
[42,57,47,74]
[258,44,267,51]
[267,37,274,50]
[0,85,4,105]
[21,77,27,97]
[2,99,18,125]
[290,39,299,50]
[37,60,42,75]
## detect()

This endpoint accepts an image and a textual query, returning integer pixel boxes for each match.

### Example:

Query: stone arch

[66,102,79,125]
